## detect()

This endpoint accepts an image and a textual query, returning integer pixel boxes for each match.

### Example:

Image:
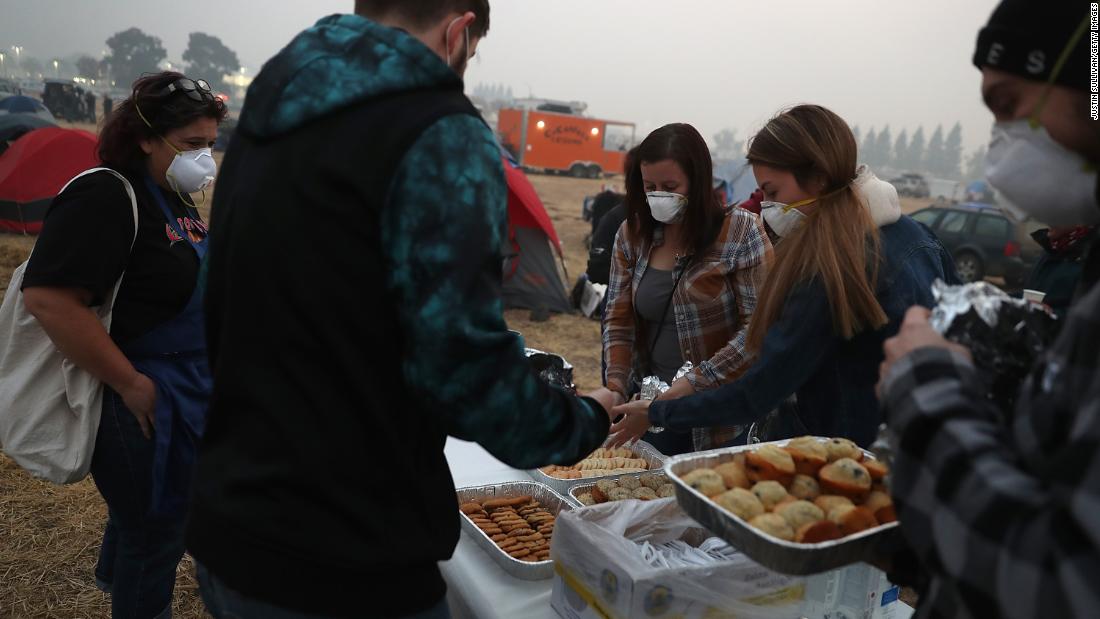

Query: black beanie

[972,0,1091,92]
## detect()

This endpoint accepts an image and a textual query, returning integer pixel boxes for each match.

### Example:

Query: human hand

[584,387,625,422]
[607,399,652,447]
[118,372,156,439]
[878,306,972,397]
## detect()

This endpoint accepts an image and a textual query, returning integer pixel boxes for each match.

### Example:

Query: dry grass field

[0,125,928,616]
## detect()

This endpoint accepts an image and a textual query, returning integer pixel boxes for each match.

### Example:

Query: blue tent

[713,157,758,206]
[0,95,54,121]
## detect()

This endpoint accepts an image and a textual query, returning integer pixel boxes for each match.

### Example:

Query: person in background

[1024,225,1096,319]
[610,105,957,448]
[879,2,1100,616]
[586,154,633,287]
[589,123,772,454]
[21,71,225,618]
[187,2,613,618]
[85,89,98,123]
[103,93,114,118]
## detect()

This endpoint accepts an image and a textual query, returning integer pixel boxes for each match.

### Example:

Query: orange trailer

[498,107,636,178]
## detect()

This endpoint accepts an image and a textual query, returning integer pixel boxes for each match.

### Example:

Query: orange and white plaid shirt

[603,207,772,450]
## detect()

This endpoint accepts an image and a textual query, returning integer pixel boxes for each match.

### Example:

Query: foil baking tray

[527,440,668,495]
[665,438,902,575]
[565,471,674,507]
[455,480,574,580]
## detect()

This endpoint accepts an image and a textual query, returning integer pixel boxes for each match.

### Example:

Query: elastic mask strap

[1030,15,1090,128]
[135,101,183,155]
[782,183,853,212]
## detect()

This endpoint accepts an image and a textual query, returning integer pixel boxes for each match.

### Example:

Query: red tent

[0,127,99,234]
[502,157,571,313]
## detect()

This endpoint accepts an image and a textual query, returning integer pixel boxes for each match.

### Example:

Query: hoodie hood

[853,165,902,228]
[238,14,461,138]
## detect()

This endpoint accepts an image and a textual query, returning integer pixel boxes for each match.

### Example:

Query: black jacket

[187,16,608,617]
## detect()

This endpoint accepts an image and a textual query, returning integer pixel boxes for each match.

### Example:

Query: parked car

[890,173,930,198]
[910,202,1044,286]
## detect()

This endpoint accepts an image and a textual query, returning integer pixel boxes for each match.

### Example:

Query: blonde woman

[609,105,958,447]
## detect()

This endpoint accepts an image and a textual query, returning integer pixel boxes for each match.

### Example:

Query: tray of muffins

[529,441,667,495]
[455,480,572,580]
[665,436,901,575]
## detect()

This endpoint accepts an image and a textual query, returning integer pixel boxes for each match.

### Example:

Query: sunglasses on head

[157,78,214,102]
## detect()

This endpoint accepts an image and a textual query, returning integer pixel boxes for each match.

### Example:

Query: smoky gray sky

[2,0,1000,155]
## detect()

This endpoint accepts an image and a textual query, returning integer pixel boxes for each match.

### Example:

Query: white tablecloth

[438,438,913,619]
[439,438,558,619]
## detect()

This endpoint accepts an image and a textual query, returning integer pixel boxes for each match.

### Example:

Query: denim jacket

[650,210,960,447]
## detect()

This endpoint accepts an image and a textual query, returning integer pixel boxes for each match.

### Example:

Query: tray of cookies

[529,441,667,495]
[566,471,676,507]
[665,437,902,575]
[455,480,572,580]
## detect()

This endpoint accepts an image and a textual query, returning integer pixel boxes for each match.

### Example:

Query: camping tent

[502,156,572,313]
[0,95,55,121]
[0,127,99,234]
[0,113,57,153]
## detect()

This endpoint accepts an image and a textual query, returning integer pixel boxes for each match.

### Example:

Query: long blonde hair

[745,105,887,354]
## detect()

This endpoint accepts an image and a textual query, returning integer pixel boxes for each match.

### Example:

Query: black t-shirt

[22,168,206,344]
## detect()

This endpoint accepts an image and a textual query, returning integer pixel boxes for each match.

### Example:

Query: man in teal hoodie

[188,2,613,617]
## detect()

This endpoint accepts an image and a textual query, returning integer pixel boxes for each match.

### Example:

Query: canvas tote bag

[0,168,138,483]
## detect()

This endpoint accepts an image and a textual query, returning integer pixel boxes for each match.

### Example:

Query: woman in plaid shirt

[588,123,772,454]
[609,106,957,449]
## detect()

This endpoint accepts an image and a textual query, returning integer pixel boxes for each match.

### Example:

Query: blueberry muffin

[774,500,825,531]
[789,474,821,501]
[784,436,829,475]
[714,488,765,521]
[748,513,795,541]
[750,480,791,511]
[680,468,727,497]
[745,445,796,484]
[819,458,872,501]
[713,461,751,490]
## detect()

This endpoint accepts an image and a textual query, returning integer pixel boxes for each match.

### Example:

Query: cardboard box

[550,499,905,619]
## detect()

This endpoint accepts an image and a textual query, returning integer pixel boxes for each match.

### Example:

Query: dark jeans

[91,389,186,619]
[196,564,452,619]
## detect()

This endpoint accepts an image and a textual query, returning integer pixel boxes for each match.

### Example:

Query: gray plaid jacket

[882,281,1100,618]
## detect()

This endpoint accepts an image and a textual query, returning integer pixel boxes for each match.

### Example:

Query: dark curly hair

[98,71,228,171]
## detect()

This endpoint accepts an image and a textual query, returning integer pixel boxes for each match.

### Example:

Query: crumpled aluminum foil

[525,347,576,394]
[639,361,694,401]
[928,279,1058,412]
[930,279,1018,334]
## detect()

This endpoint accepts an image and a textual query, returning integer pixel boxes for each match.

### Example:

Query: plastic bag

[552,498,804,619]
